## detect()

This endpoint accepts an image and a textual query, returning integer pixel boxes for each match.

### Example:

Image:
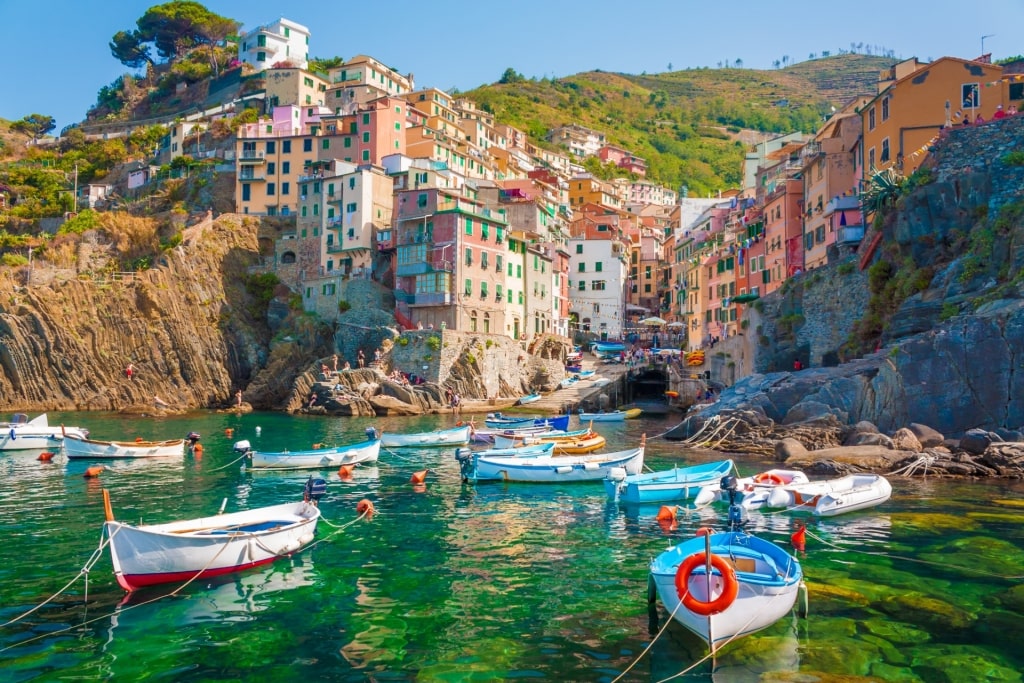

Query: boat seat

[726,557,757,573]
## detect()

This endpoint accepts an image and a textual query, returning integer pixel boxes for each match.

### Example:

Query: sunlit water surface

[1,411,1022,682]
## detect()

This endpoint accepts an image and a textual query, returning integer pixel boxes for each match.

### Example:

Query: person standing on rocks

[125,363,135,381]
[358,350,365,368]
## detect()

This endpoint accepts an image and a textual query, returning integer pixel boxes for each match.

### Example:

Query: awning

[731,293,761,304]
[626,304,648,313]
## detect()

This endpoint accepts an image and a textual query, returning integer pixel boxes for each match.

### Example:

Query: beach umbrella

[639,316,667,326]
[666,321,685,328]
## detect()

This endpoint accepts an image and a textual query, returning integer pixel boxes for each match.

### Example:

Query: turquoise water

[1,410,1022,682]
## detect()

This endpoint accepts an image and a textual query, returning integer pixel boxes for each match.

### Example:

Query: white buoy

[255,426,262,435]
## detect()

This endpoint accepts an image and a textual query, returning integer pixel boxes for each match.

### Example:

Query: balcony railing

[238,171,265,181]
[837,225,865,245]
[238,150,265,163]
[410,292,452,306]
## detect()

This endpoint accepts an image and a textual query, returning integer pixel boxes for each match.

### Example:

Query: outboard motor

[720,474,748,531]
[454,447,474,483]
[233,439,252,455]
[186,431,201,447]
[365,426,381,440]
[304,475,327,506]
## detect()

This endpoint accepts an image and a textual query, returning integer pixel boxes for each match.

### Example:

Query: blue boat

[648,477,805,653]
[591,341,625,357]
[484,414,570,431]
[604,459,735,503]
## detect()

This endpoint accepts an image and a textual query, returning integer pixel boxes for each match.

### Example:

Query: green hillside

[464,54,893,195]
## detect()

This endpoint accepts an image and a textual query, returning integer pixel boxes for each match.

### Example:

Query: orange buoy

[312,443,322,450]
[84,466,105,478]
[410,470,428,485]
[338,464,354,480]
[224,428,234,436]
[193,443,203,453]
[135,437,144,443]
[791,524,807,552]
[37,451,55,462]
[356,499,376,518]
[656,505,677,522]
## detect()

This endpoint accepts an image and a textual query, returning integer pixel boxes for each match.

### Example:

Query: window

[962,83,980,108]
[516,265,522,278]
[1010,82,1024,101]
[465,218,474,236]
[881,96,890,121]
[241,183,251,201]
[480,282,488,298]
[281,182,290,195]
[481,252,488,269]
[282,161,290,174]
[344,138,352,148]
[578,281,586,291]
[578,263,586,272]
[592,280,606,291]
[322,139,330,150]
[465,247,473,266]
[880,138,890,163]
[804,232,814,251]
[346,202,357,213]
[576,244,583,254]
[282,140,291,153]
[496,254,503,271]
[362,150,370,161]
[868,107,876,131]
[303,139,313,152]
[496,285,503,300]
[595,261,602,272]
[362,113,371,125]
[362,132,370,143]
[257,51,266,62]
[465,278,472,296]
[267,162,275,175]
[267,183,276,196]
[266,141,276,154]
[868,147,876,169]
[644,284,652,293]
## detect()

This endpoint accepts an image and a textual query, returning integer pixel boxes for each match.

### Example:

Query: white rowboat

[380,425,471,448]
[64,434,185,459]
[102,487,322,591]
[235,438,381,470]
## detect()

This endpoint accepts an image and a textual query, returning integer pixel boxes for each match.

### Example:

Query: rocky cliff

[0,215,312,412]
[704,117,1024,437]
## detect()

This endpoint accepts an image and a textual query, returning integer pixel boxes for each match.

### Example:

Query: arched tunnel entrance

[625,366,669,406]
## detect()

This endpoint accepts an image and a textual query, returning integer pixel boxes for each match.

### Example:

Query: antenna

[981,34,995,56]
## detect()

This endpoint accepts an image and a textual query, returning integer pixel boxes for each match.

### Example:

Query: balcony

[410,292,452,307]
[395,261,430,277]
[238,170,265,181]
[824,195,860,216]
[837,224,866,245]
[238,150,265,164]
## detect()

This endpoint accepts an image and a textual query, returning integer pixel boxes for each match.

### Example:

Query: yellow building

[568,174,623,211]
[263,68,328,109]
[861,56,1010,176]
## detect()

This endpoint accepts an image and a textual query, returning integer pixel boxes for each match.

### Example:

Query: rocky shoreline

[671,407,1024,479]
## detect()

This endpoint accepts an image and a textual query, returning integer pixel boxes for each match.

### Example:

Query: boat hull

[249,439,380,470]
[579,411,626,422]
[64,435,185,459]
[470,447,644,483]
[381,425,471,448]
[649,532,802,652]
[605,459,734,503]
[766,474,892,516]
[1,414,89,451]
[104,500,320,591]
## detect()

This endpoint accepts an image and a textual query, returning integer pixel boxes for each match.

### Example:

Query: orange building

[861,56,1010,176]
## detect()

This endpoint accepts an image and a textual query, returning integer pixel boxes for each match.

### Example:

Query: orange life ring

[754,472,785,485]
[674,552,739,615]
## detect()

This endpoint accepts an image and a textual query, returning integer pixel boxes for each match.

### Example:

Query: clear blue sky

[2,0,1021,133]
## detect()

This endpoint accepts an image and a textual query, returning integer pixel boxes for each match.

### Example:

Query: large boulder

[908,422,945,448]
